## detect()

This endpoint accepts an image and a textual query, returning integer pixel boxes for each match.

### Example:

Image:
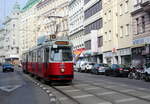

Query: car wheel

[144,73,149,82]
[95,70,99,75]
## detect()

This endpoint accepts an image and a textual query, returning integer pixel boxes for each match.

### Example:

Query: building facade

[36,0,69,40]
[131,0,150,67]
[0,27,5,63]
[19,0,41,55]
[83,0,103,63]
[2,2,21,63]
[102,0,132,66]
[68,0,85,59]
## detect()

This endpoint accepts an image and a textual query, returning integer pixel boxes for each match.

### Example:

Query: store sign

[133,36,150,45]
[119,48,131,56]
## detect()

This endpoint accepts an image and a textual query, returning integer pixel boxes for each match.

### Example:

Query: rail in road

[22,71,150,104]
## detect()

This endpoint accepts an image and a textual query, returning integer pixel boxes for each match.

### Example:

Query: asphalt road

[1,66,150,104]
[0,67,50,104]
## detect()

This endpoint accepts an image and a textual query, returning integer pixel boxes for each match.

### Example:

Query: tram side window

[28,52,32,62]
[37,49,43,62]
[50,49,62,61]
[62,48,73,61]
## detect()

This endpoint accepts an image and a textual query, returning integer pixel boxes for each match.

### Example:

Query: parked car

[2,63,14,72]
[105,64,130,77]
[91,63,109,75]
[75,61,87,72]
[143,67,150,81]
[84,62,95,73]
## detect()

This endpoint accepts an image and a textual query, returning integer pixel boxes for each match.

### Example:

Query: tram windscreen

[50,47,73,61]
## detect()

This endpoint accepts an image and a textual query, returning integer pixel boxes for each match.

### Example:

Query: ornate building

[2,2,21,63]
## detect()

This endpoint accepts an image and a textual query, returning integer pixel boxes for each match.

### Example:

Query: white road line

[65,89,80,92]
[98,102,112,104]
[85,87,99,90]
[56,86,71,89]
[141,95,150,98]
[75,84,89,87]
[74,94,93,98]
[115,98,137,103]
[59,97,68,101]
[97,91,116,96]
[106,85,116,88]
[121,89,135,92]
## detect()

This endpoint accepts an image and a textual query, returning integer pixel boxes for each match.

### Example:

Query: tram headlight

[61,69,65,73]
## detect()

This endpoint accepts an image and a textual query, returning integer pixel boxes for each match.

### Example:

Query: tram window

[62,48,73,61]
[50,47,72,61]
[50,49,62,61]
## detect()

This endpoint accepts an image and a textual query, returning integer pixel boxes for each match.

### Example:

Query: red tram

[22,39,74,83]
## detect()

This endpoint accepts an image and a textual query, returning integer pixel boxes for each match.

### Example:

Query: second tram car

[22,39,74,83]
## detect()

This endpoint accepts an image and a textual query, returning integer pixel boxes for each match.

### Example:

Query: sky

[0,0,27,25]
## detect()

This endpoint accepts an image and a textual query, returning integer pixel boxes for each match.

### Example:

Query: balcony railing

[141,0,150,12]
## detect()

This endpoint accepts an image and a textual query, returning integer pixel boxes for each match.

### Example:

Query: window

[142,16,145,33]
[126,24,129,36]
[125,0,129,13]
[84,1,102,19]
[120,4,123,15]
[136,18,139,34]
[105,32,107,41]
[108,10,111,20]
[85,18,103,34]
[84,0,90,4]
[84,40,91,50]
[98,36,103,47]
[120,26,123,37]
[109,30,111,40]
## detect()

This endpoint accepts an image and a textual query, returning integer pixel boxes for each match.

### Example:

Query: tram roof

[23,39,72,54]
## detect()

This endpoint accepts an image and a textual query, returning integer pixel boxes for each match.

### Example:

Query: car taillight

[119,68,123,71]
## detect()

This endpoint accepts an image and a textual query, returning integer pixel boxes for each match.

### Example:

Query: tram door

[26,54,28,71]
[44,47,49,70]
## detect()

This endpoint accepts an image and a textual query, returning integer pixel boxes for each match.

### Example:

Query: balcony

[141,0,150,12]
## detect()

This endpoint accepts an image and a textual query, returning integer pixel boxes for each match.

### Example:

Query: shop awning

[131,44,146,48]
[73,48,86,55]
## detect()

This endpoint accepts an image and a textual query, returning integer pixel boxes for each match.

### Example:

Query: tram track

[75,80,150,103]
[21,69,150,104]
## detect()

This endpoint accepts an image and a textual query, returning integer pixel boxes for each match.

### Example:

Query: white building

[68,0,85,55]
[19,0,41,55]
[83,0,103,63]
[2,2,21,62]
[0,27,5,63]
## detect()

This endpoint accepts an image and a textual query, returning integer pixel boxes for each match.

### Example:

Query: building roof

[22,0,41,12]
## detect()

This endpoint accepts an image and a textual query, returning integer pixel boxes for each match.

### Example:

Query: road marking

[85,87,99,90]
[75,84,89,87]
[115,98,137,103]
[98,102,112,104]
[97,91,116,95]
[106,85,116,88]
[141,95,150,98]
[65,89,80,92]
[121,89,135,92]
[0,85,22,92]
[59,97,68,101]
[74,94,93,98]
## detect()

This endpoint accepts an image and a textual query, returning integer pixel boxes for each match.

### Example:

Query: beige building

[131,0,150,66]
[103,0,132,65]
